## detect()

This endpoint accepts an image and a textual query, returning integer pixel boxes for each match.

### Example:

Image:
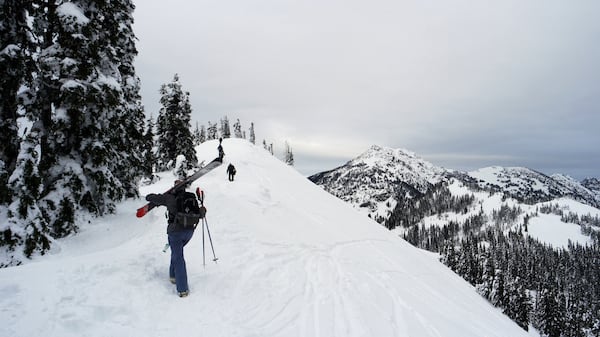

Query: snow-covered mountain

[0,139,530,337]
[310,146,600,221]
[308,145,447,221]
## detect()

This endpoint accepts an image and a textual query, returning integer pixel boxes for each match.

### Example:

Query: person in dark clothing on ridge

[227,163,236,181]
[145,181,197,298]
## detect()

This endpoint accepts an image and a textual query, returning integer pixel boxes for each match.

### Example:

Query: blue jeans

[168,229,195,292]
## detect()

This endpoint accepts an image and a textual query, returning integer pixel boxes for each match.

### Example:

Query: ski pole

[204,216,218,262]
[202,218,206,267]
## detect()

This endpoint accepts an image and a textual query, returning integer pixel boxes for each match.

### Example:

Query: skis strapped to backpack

[136,157,222,218]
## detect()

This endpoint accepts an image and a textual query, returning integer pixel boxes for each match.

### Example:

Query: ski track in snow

[0,139,533,337]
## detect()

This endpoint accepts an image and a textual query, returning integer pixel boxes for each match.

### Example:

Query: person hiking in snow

[227,163,236,181]
[145,181,203,298]
[217,138,224,162]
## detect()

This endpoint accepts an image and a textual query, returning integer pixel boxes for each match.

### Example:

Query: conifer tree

[193,122,201,145]
[2,0,147,262]
[142,114,156,179]
[0,0,34,205]
[3,125,51,265]
[207,121,218,140]
[1,0,60,262]
[476,252,495,299]
[220,116,231,138]
[536,286,564,337]
[285,141,294,166]
[249,122,256,144]
[233,118,243,138]
[156,74,197,171]
[199,125,206,143]
[490,268,506,308]
[36,0,144,232]
[107,0,147,199]
[504,277,530,331]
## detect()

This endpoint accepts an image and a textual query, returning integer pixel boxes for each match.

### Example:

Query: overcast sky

[132,0,599,180]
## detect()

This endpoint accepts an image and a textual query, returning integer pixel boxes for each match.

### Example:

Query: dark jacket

[145,190,190,233]
[227,164,236,174]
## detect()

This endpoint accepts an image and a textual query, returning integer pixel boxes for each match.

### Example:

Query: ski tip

[136,207,147,218]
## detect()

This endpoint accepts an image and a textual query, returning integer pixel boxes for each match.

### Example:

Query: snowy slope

[0,139,530,337]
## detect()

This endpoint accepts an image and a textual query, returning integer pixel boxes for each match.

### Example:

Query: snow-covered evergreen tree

[233,118,242,138]
[490,268,506,308]
[3,124,51,266]
[249,122,256,144]
[193,122,201,145]
[285,141,294,166]
[220,116,231,139]
[536,286,564,337]
[504,277,530,331]
[199,124,206,143]
[207,121,218,140]
[142,114,156,179]
[0,0,60,263]
[155,74,197,171]
[2,0,146,263]
[107,0,147,199]
[0,0,34,205]
[476,252,495,299]
[35,0,144,234]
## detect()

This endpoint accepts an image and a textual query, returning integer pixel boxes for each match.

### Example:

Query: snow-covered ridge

[0,139,529,337]
[470,166,600,207]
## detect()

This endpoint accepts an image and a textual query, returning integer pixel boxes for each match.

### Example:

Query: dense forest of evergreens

[389,182,600,337]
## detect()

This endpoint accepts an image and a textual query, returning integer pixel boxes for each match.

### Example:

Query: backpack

[174,191,205,228]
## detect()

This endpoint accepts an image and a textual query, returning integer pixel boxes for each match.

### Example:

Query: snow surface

[527,214,591,249]
[0,139,531,337]
[526,198,599,248]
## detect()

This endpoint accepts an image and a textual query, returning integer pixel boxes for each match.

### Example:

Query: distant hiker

[145,181,203,298]
[227,163,236,181]
[217,138,224,161]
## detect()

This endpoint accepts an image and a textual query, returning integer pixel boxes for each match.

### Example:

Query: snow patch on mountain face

[528,213,592,248]
[0,139,530,337]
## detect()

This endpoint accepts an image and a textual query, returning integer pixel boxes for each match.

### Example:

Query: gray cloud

[133,0,600,180]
